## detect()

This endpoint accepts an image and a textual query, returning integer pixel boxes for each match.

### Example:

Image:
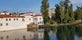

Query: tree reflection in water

[56,24,82,40]
[44,29,50,40]
[75,25,82,37]
[44,24,82,40]
[56,25,75,40]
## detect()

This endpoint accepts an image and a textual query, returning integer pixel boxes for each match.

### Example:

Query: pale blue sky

[0,0,82,13]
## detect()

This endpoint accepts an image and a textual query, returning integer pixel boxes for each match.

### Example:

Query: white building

[33,14,44,25]
[48,8,55,19]
[0,12,44,31]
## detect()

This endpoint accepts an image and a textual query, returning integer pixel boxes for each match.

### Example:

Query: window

[40,22,42,23]
[16,18,18,20]
[22,18,25,21]
[0,23,2,26]
[40,34,42,38]
[30,34,32,38]
[23,35,25,39]
[34,18,37,21]
[38,22,40,24]
[41,22,44,24]
[13,18,18,21]
[6,19,8,21]
[38,22,42,24]
[6,35,9,39]
[29,18,31,20]
[9,19,11,21]
[14,18,15,21]
[6,23,8,26]
[1,36,3,40]
[40,18,41,20]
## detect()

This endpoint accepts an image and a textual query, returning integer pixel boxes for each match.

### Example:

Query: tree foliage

[41,0,49,24]
[68,4,75,20]
[55,0,70,23]
[75,6,82,20]
[55,4,61,23]
[41,0,50,40]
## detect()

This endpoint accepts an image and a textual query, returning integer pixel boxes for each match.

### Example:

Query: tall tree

[75,6,82,20]
[41,0,49,24]
[55,4,61,23]
[60,7,65,23]
[41,0,50,40]
[64,0,70,10]
[69,4,75,20]
[59,1,65,23]
[64,0,70,23]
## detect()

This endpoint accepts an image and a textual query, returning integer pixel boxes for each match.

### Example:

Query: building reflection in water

[0,29,44,40]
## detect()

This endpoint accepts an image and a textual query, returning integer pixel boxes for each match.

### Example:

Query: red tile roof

[25,12,33,14]
[33,14,42,17]
[0,15,24,18]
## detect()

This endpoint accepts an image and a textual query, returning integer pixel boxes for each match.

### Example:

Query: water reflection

[56,25,75,40]
[0,29,44,40]
[48,24,82,40]
[44,29,50,40]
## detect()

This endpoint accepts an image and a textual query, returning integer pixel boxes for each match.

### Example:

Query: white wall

[0,16,33,31]
[0,14,44,31]
[33,16,44,25]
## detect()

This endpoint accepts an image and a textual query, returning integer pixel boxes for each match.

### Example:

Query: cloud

[69,0,82,10]
[70,0,82,4]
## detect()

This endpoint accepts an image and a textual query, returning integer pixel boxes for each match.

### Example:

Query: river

[0,24,82,40]
[0,28,44,40]
[48,24,82,40]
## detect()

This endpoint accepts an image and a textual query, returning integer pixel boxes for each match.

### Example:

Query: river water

[0,24,82,40]
[49,32,82,40]
[0,29,44,40]
[48,24,82,40]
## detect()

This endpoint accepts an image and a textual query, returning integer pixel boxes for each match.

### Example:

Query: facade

[0,12,44,31]
[48,8,55,19]
[33,14,44,25]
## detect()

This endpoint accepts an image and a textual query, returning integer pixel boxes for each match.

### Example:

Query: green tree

[41,0,50,40]
[55,0,71,23]
[59,1,65,23]
[44,29,50,40]
[64,0,70,23]
[69,4,75,20]
[41,0,49,24]
[60,7,65,23]
[64,12,70,23]
[75,6,82,20]
[55,4,61,23]
[74,7,79,20]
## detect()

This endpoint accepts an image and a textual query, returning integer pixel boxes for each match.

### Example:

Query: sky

[0,0,82,13]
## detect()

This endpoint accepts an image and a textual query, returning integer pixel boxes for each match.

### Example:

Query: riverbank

[45,21,82,27]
